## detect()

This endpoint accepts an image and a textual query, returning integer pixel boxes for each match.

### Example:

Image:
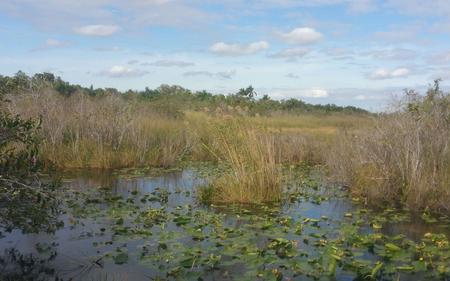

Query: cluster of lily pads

[60,166,450,281]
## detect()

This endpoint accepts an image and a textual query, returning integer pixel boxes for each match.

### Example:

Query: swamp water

[0,167,449,281]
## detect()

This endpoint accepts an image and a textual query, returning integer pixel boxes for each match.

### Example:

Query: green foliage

[196,184,215,205]
[0,88,60,233]
[237,85,257,99]
[0,114,41,175]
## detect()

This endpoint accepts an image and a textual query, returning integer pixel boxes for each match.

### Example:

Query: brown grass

[204,118,282,203]
[327,88,450,214]
[6,90,190,168]
[6,85,449,213]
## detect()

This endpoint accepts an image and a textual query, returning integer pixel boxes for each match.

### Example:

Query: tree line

[1,71,368,116]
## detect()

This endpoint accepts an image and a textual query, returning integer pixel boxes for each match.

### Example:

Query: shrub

[0,98,60,232]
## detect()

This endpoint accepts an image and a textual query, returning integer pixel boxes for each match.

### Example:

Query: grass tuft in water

[204,118,282,204]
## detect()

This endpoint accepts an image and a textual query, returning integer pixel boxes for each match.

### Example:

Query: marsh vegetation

[0,72,449,280]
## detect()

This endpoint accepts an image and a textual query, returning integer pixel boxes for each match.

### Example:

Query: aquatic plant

[60,171,450,281]
[204,118,282,203]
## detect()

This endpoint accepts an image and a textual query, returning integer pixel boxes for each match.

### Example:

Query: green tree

[237,86,257,99]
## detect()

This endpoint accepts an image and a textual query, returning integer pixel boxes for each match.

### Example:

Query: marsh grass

[7,91,190,168]
[328,84,450,214]
[5,84,450,213]
[6,91,349,170]
[250,112,371,131]
[204,118,282,203]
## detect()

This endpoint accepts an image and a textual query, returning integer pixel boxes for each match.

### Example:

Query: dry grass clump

[328,84,450,214]
[204,118,282,203]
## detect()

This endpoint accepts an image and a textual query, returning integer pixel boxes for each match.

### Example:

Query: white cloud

[269,48,310,60]
[362,48,417,61]
[373,25,420,43]
[46,39,65,47]
[236,0,376,10]
[183,70,236,79]
[347,0,377,13]
[94,46,122,52]
[0,0,213,31]
[209,41,269,56]
[367,68,410,80]
[144,60,195,67]
[321,47,355,61]
[100,65,148,78]
[354,94,367,100]
[323,47,354,57]
[304,88,329,98]
[279,27,323,45]
[385,0,450,17]
[31,38,70,51]
[430,20,450,34]
[249,0,344,7]
[427,51,450,65]
[271,88,329,98]
[74,24,120,36]
[430,69,450,81]
[122,0,214,27]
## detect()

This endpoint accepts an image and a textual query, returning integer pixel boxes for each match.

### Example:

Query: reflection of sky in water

[1,169,207,280]
[0,170,448,280]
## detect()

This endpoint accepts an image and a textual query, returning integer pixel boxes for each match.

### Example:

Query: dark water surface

[0,169,449,281]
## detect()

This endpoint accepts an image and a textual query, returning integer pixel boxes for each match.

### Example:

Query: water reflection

[0,169,448,280]
[1,169,206,280]
[0,247,57,281]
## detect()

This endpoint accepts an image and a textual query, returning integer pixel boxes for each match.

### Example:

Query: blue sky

[1,0,450,110]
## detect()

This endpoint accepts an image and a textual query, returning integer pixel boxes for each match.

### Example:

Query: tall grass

[6,90,190,168]
[6,84,450,213]
[328,84,450,214]
[5,90,348,170]
[204,118,282,203]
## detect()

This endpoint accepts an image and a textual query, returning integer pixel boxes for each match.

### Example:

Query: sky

[1,0,450,110]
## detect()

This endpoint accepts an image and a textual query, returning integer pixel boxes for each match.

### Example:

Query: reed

[6,90,190,169]
[7,84,450,213]
[204,118,282,203]
[327,86,450,213]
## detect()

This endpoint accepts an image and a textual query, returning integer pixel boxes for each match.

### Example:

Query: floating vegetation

[1,167,449,280]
